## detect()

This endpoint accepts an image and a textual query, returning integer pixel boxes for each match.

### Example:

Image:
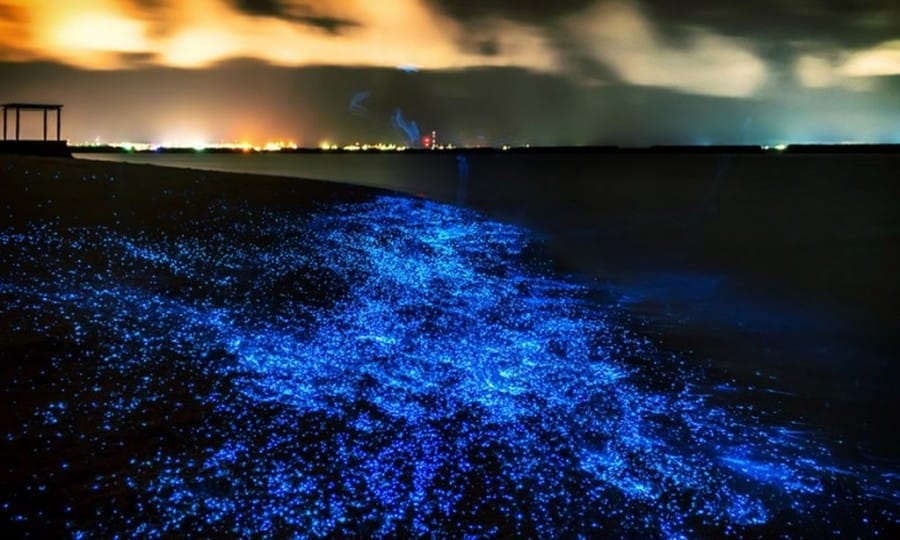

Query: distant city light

[761,144,789,151]
[74,138,514,152]
[78,139,302,152]
[72,138,894,153]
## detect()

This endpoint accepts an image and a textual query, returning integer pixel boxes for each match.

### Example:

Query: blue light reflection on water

[0,196,896,536]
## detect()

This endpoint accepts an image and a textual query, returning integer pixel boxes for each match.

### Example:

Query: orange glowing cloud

[0,0,559,71]
[0,0,149,67]
[0,1,32,60]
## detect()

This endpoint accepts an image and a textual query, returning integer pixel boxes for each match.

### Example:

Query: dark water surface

[1,152,894,535]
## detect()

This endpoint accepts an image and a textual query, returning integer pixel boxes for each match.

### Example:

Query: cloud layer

[0,0,897,101]
[0,0,558,71]
[568,1,768,97]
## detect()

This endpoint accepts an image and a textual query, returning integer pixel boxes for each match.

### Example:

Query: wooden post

[43,108,48,140]
[15,106,19,140]
[57,108,61,141]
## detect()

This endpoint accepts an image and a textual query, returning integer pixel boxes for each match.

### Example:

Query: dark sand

[1,155,381,231]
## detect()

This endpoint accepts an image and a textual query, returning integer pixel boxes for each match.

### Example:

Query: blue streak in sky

[348,90,370,116]
[391,109,421,146]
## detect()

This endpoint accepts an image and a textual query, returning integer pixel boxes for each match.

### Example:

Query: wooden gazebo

[2,103,63,141]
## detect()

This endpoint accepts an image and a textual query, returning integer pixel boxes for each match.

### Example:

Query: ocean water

[1,152,894,535]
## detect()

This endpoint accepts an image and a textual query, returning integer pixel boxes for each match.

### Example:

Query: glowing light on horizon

[262,140,298,152]
[762,144,789,151]
[83,139,300,152]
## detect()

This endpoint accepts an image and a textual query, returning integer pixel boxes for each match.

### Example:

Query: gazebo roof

[3,103,64,110]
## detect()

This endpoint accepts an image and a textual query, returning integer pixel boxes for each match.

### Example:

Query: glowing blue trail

[349,90,371,116]
[391,109,421,146]
[0,196,895,537]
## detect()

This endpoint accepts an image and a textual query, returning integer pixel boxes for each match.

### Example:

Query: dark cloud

[638,0,900,49]
[117,52,159,66]
[426,0,596,24]
[429,0,899,63]
[233,0,283,16]
[427,0,900,39]
[477,40,501,56]
[231,0,359,34]
[127,0,360,35]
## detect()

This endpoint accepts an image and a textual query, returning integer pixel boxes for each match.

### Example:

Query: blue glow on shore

[0,195,896,536]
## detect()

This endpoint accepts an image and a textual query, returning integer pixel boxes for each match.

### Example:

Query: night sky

[1,0,898,146]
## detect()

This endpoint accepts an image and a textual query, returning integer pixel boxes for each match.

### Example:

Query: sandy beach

[1,153,897,536]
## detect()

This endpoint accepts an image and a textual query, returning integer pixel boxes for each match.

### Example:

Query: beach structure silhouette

[1,102,69,156]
